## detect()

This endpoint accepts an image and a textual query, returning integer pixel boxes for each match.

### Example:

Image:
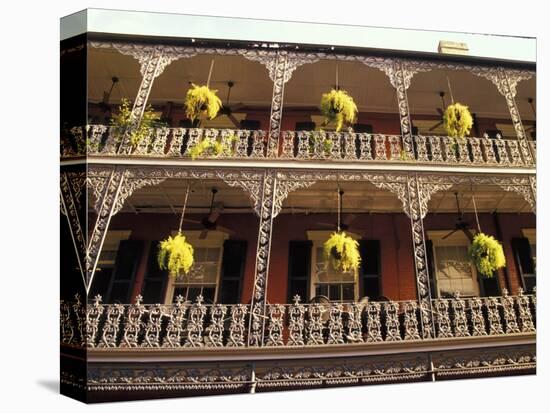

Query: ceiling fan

[216,81,246,128]
[317,189,359,231]
[182,187,234,239]
[99,76,119,113]
[442,192,474,242]
[428,91,446,132]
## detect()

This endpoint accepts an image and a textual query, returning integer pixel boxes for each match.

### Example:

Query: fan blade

[199,229,209,240]
[216,225,235,236]
[343,213,358,226]
[442,228,458,240]
[429,120,443,131]
[227,113,241,128]
[317,222,337,228]
[182,218,202,225]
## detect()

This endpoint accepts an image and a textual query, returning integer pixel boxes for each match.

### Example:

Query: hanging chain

[446,76,455,105]
[178,183,191,233]
[337,186,342,232]
[470,183,481,233]
[206,59,215,88]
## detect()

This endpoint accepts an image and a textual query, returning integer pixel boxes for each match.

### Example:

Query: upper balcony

[61,38,536,170]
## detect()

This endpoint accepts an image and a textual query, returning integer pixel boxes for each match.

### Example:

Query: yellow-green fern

[158,232,194,276]
[184,84,222,122]
[443,102,473,138]
[110,98,161,148]
[323,231,361,272]
[468,233,506,278]
[187,135,236,159]
[320,89,358,132]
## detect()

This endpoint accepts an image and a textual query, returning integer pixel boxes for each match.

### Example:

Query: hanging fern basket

[158,232,194,277]
[320,89,358,132]
[184,84,222,123]
[443,102,473,138]
[468,233,506,278]
[323,231,361,272]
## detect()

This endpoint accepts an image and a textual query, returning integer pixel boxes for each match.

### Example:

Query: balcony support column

[266,53,288,158]
[406,173,436,338]
[247,170,277,345]
[394,61,416,160]
[500,69,535,164]
[247,171,316,346]
[470,67,534,164]
[60,169,88,290]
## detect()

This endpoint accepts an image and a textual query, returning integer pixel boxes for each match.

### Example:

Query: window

[164,231,227,304]
[89,230,133,301]
[307,231,359,302]
[429,230,479,298]
[513,229,536,292]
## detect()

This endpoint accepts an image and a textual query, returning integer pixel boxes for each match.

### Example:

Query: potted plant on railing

[320,89,358,132]
[308,129,334,157]
[187,134,238,159]
[468,233,506,278]
[110,98,162,150]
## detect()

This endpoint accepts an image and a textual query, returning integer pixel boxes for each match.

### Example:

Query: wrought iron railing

[60,290,536,349]
[61,125,536,167]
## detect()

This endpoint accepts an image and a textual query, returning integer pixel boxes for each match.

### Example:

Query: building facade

[60,9,536,403]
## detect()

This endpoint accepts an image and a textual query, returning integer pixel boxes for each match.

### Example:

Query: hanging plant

[158,232,194,276]
[184,83,223,123]
[320,89,358,132]
[323,231,361,272]
[443,102,473,138]
[187,135,237,159]
[468,233,506,278]
[110,98,161,148]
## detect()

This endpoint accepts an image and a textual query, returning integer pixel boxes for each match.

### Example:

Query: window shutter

[511,237,536,292]
[106,240,143,304]
[141,241,168,304]
[425,239,437,298]
[287,241,312,302]
[358,240,381,299]
[219,240,247,304]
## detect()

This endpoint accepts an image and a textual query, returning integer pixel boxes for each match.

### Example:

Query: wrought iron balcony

[62,126,536,168]
[60,290,536,350]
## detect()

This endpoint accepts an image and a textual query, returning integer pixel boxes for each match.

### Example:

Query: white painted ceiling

[88,48,536,120]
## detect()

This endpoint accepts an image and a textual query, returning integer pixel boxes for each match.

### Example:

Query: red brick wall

[107,210,534,303]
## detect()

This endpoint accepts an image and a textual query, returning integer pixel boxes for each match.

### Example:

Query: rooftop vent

[438,40,469,55]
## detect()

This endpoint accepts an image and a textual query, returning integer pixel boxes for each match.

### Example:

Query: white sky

[63,9,536,62]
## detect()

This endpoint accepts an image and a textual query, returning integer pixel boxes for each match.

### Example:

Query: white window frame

[163,230,228,304]
[428,230,480,298]
[307,230,360,302]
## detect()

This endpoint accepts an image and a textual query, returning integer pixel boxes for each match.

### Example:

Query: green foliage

[187,135,237,159]
[468,233,506,278]
[308,130,334,155]
[320,89,358,132]
[443,102,473,138]
[158,232,194,276]
[110,98,161,148]
[323,231,361,272]
[184,84,223,122]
